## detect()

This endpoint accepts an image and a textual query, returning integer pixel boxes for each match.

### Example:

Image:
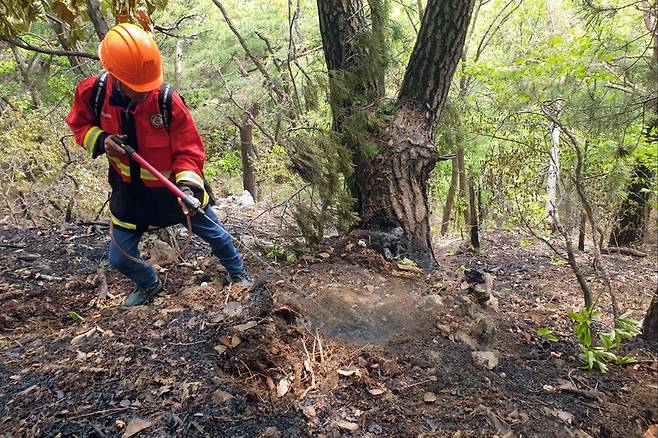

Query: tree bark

[358,0,475,266]
[456,144,469,230]
[240,103,259,200]
[317,0,474,266]
[578,208,587,251]
[398,0,475,132]
[86,0,110,40]
[643,288,658,341]
[609,164,653,246]
[610,1,658,247]
[316,0,384,208]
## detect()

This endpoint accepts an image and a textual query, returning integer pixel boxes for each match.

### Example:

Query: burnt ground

[0,211,657,438]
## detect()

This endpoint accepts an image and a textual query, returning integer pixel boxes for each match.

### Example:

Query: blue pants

[108,207,244,288]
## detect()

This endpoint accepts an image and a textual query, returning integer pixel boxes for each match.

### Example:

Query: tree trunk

[440,155,459,235]
[316,0,384,209]
[357,0,476,266]
[86,0,110,40]
[240,103,259,200]
[175,39,184,90]
[468,178,480,250]
[359,104,439,266]
[457,144,469,229]
[578,208,587,251]
[546,115,560,232]
[643,288,658,341]
[610,1,658,246]
[10,46,41,108]
[609,164,653,246]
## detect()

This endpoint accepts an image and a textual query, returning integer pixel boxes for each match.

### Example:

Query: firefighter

[66,23,251,306]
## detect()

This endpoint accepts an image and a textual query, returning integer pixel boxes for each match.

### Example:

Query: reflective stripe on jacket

[65,75,210,230]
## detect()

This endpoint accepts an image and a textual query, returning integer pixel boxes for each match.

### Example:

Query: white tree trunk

[546,121,560,229]
[175,39,184,90]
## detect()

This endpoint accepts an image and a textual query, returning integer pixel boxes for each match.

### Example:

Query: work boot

[228,271,253,287]
[124,279,162,306]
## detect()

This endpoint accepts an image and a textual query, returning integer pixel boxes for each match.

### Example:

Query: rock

[212,389,233,403]
[216,191,256,209]
[472,350,500,370]
[423,294,444,306]
[336,420,359,432]
[240,235,259,250]
[223,301,242,317]
[472,316,496,349]
[423,392,437,403]
[368,423,383,434]
[260,426,281,437]
[464,269,495,306]
[453,330,479,349]
[236,190,255,206]
[455,297,479,318]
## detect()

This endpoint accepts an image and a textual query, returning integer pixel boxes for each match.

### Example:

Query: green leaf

[537,327,558,342]
[614,355,637,365]
[68,311,85,323]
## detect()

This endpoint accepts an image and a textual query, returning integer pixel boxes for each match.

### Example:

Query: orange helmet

[98,23,163,92]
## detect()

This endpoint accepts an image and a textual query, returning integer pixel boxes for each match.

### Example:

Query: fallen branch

[97,267,108,299]
[0,243,26,249]
[600,246,647,258]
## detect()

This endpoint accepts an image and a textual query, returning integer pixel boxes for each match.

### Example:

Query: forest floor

[0,203,657,438]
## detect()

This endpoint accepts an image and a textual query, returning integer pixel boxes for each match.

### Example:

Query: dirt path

[0,220,656,437]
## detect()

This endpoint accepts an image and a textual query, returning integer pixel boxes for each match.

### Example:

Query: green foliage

[0,108,106,220]
[205,150,242,178]
[567,307,640,373]
[68,311,85,323]
[287,130,357,244]
[537,327,558,343]
[265,243,296,262]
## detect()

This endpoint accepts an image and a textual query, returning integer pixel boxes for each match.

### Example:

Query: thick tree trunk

[440,155,459,235]
[316,0,386,211]
[317,0,474,266]
[86,0,110,40]
[240,103,259,200]
[643,288,658,341]
[609,164,653,246]
[359,104,439,266]
[358,0,475,266]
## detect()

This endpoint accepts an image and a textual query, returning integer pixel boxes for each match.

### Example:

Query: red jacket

[66,75,210,230]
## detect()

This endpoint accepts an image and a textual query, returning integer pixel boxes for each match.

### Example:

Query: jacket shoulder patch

[150,113,164,129]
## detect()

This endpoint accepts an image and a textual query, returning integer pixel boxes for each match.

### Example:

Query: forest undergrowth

[0,202,656,437]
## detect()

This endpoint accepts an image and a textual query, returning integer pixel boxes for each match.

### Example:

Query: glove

[177,183,202,215]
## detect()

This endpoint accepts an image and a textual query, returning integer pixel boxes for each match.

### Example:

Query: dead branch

[600,246,647,257]
[0,35,99,59]
[211,0,284,99]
